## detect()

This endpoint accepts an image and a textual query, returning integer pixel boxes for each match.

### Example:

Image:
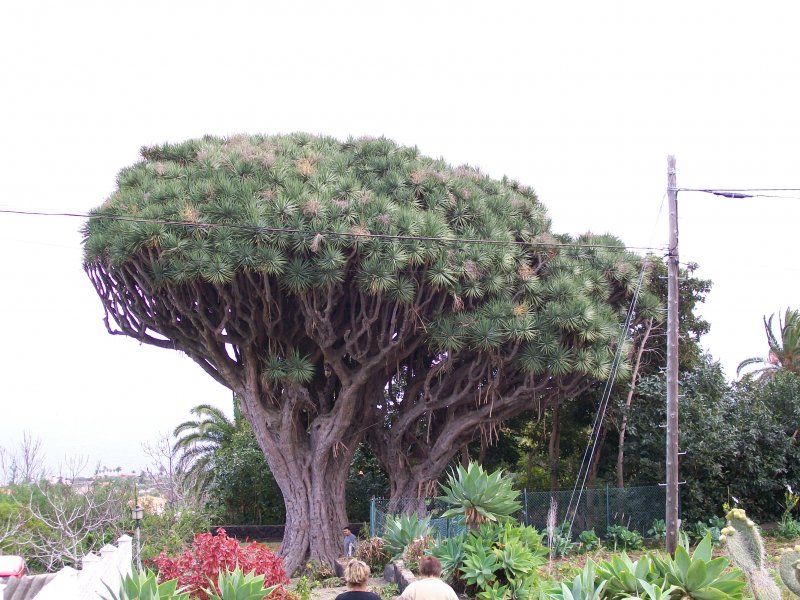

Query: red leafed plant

[153,528,289,600]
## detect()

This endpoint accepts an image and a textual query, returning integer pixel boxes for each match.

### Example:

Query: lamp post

[131,504,143,572]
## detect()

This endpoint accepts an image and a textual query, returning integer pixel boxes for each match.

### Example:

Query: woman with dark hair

[335,559,381,600]
[399,556,458,600]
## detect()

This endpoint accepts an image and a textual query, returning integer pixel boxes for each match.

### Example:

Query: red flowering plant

[153,528,289,600]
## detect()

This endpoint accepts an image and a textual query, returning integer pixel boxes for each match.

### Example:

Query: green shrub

[454,522,547,599]
[685,520,722,547]
[605,524,643,551]
[577,529,600,552]
[382,513,431,559]
[647,519,667,540]
[141,508,212,562]
[548,523,575,558]
[292,576,317,600]
[377,583,399,600]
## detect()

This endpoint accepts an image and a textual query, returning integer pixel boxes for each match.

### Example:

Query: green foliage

[441,522,547,600]
[685,521,722,547]
[292,576,318,600]
[204,424,284,525]
[663,533,745,600]
[173,403,239,493]
[596,553,660,600]
[302,560,335,581]
[319,577,343,589]
[378,583,399,600]
[172,397,284,526]
[382,513,431,559]
[774,488,800,540]
[205,567,280,600]
[737,308,800,378]
[345,444,389,523]
[605,525,643,551]
[439,462,522,529]
[141,508,212,563]
[548,524,575,558]
[648,519,667,540]
[430,534,467,582]
[577,529,600,552]
[102,569,189,600]
[550,560,606,600]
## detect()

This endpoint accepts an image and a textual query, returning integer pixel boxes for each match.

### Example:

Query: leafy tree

[83,133,653,569]
[173,403,240,492]
[205,424,284,525]
[737,308,800,378]
[344,443,388,523]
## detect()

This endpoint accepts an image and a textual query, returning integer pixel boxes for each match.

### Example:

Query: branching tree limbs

[83,134,654,571]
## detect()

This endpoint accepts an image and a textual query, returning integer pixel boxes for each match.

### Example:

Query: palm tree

[737,308,800,378]
[173,401,241,491]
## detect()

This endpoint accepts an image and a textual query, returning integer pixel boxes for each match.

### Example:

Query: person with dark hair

[335,559,380,600]
[399,556,458,600]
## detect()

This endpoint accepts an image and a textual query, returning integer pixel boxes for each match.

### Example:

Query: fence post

[605,484,610,531]
[523,488,529,526]
[370,496,376,538]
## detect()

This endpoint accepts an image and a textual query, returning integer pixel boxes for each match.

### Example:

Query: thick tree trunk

[238,383,364,575]
[275,454,350,573]
[549,403,561,493]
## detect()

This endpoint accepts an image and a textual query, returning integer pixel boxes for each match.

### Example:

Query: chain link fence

[370,485,669,540]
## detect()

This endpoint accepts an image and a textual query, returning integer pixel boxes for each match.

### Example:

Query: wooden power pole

[665,155,680,554]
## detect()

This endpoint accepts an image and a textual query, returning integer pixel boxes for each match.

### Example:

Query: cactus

[779,545,800,596]
[721,508,782,600]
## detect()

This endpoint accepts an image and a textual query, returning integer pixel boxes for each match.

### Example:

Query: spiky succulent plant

[722,508,782,600]
[439,462,522,529]
[779,546,800,597]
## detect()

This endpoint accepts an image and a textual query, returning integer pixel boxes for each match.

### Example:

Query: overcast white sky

[1,1,798,475]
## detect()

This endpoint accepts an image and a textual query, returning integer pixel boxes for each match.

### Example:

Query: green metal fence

[370,485,669,540]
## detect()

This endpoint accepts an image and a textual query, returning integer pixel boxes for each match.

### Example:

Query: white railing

[31,534,132,600]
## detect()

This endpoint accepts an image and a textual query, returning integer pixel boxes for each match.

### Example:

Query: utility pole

[665,155,680,554]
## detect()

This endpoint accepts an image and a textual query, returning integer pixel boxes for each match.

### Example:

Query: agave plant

[552,560,606,600]
[102,570,189,600]
[382,512,431,559]
[662,533,745,600]
[204,567,280,600]
[439,462,522,529]
[596,553,661,599]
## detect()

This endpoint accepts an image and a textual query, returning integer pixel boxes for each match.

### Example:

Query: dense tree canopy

[83,133,656,570]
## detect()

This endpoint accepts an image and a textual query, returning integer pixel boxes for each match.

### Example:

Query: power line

[678,188,800,200]
[0,207,666,254]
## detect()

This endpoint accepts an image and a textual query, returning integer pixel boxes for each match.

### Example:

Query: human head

[344,559,370,587]
[418,556,442,578]
[343,527,351,536]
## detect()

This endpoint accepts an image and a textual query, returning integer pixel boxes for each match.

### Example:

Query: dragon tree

[82,133,658,571]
